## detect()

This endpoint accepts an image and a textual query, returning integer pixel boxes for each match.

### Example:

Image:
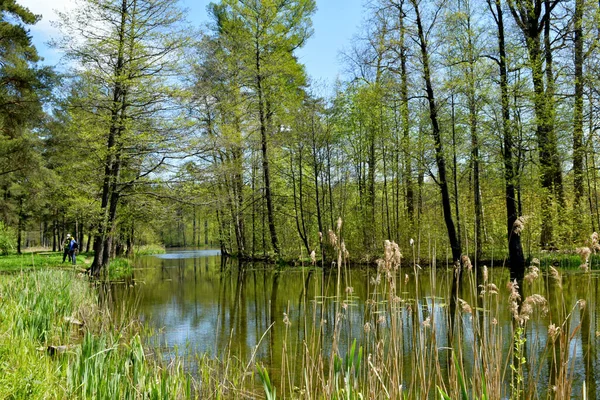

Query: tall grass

[1,229,594,399]
[0,270,199,399]
[134,244,166,256]
[255,226,595,399]
[105,257,134,281]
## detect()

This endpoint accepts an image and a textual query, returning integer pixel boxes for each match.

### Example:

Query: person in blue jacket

[69,236,79,265]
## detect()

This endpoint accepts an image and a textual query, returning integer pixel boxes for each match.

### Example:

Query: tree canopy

[2,0,600,276]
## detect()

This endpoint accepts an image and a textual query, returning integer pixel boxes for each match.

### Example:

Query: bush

[0,222,16,255]
[106,257,133,280]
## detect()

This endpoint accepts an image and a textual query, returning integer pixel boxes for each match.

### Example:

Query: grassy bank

[0,252,89,272]
[0,270,191,398]
[134,244,166,256]
[0,269,258,399]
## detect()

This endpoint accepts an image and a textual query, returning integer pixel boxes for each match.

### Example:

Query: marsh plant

[1,232,596,399]
[257,226,596,399]
[0,270,228,399]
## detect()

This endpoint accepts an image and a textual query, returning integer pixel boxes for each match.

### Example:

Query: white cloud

[18,0,77,65]
[20,0,75,37]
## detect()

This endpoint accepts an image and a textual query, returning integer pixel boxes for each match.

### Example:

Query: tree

[487,0,526,280]
[410,0,462,263]
[208,0,316,257]
[572,0,584,234]
[0,0,54,227]
[508,0,564,248]
[190,33,249,257]
[55,0,188,275]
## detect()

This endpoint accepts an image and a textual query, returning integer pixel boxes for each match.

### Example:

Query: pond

[111,249,600,398]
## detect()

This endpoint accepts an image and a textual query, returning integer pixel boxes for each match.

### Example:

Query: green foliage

[0,270,193,399]
[134,244,166,256]
[0,221,16,254]
[454,355,469,400]
[106,257,133,280]
[67,333,189,399]
[257,364,277,400]
[510,327,527,400]
[332,339,364,399]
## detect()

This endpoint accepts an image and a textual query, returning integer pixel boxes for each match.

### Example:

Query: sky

[18,0,364,85]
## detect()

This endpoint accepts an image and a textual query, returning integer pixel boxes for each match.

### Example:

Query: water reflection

[110,250,600,397]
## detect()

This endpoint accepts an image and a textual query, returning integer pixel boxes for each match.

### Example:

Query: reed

[256,226,594,399]
[134,244,167,256]
[0,270,199,399]
[1,230,594,399]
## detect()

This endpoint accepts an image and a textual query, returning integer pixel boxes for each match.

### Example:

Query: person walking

[69,236,79,265]
[62,234,72,262]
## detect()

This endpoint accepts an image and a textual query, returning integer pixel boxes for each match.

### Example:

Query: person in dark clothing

[69,236,78,265]
[62,234,72,262]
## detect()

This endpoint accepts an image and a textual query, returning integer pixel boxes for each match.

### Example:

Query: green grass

[0,268,258,399]
[0,270,195,399]
[106,257,133,280]
[0,252,87,272]
[134,244,166,256]
[537,253,600,269]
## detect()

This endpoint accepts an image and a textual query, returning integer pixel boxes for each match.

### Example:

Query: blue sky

[19,0,363,85]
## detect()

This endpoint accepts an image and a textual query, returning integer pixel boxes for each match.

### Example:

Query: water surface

[112,249,600,398]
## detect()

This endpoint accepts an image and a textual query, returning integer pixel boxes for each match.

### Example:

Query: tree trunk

[204,220,209,246]
[126,222,134,257]
[192,205,196,248]
[489,0,525,280]
[17,200,23,254]
[573,0,585,230]
[90,0,128,276]
[231,123,246,255]
[78,222,84,251]
[255,38,280,255]
[85,224,92,253]
[451,95,462,258]
[509,0,563,248]
[291,148,309,253]
[52,214,57,252]
[411,0,462,339]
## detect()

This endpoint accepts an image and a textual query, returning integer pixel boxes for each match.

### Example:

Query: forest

[5,0,600,398]
[2,0,600,278]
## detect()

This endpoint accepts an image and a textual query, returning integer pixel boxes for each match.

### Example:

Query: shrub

[0,222,16,255]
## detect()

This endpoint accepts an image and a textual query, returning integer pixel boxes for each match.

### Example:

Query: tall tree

[573,0,585,227]
[410,0,461,263]
[191,34,249,257]
[0,0,53,225]
[508,0,564,248]
[56,0,188,275]
[488,0,526,280]
[208,0,316,257]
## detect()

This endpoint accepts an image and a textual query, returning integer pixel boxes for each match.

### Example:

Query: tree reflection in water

[108,250,600,397]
